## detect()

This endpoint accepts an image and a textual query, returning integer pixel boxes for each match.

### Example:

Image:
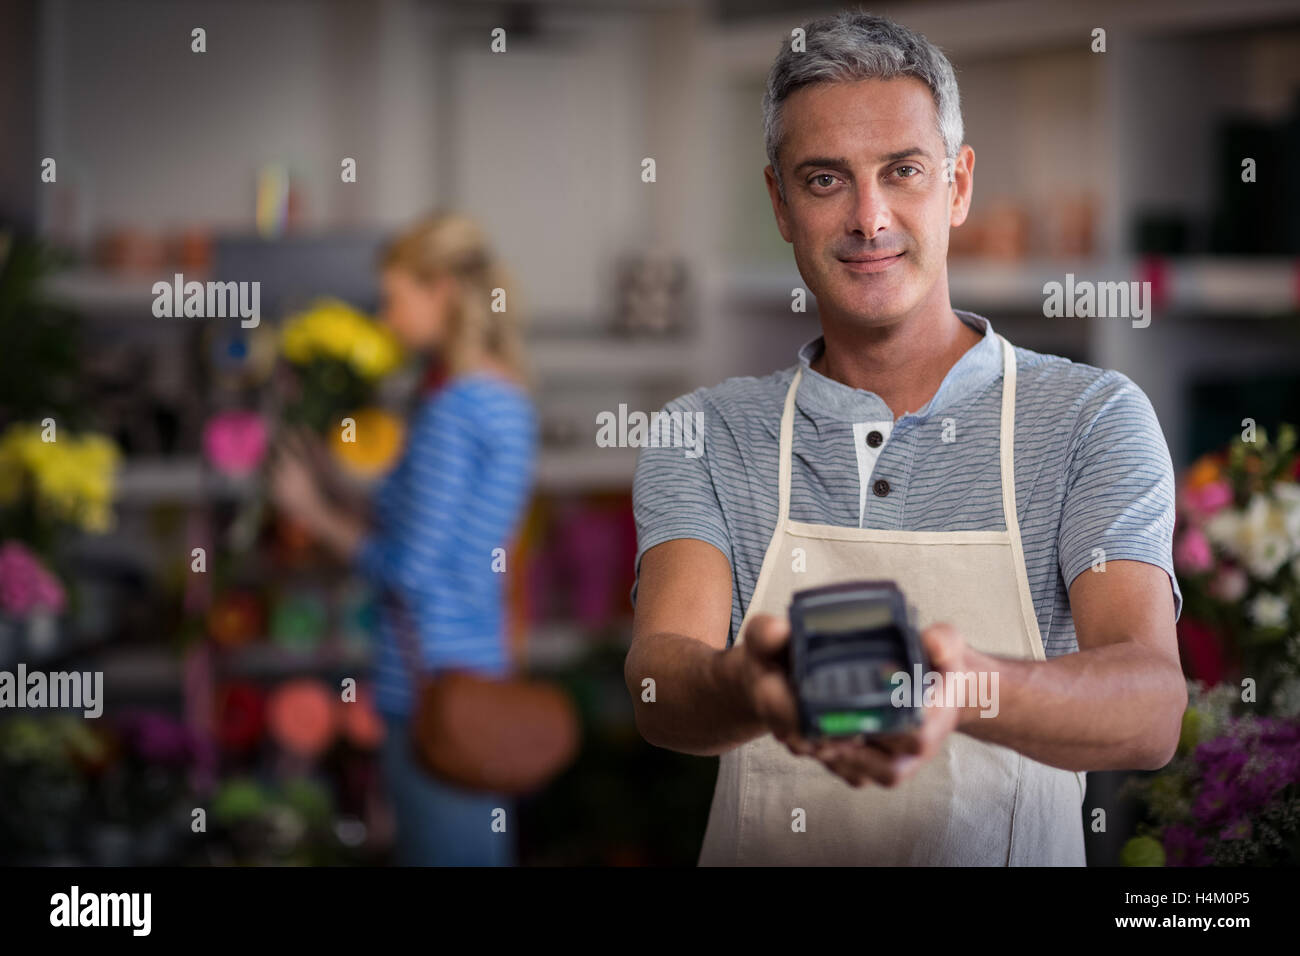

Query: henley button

[866,430,883,448]
[873,479,891,497]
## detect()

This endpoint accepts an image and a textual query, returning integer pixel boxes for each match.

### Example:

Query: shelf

[725,259,1300,316]
[536,446,640,492]
[1167,258,1300,316]
[89,625,625,690]
[213,641,370,678]
[711,0,1300,68]
[526,621,633,671]
[94,640,371,692]
[114,458,254,502]
[530,335,697,381]
[951,258,1300,316]
[41,269,202,315]
[98,645,185,693]
[114,448,639,501]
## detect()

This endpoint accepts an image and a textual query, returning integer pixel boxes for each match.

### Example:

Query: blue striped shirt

[631,310,1182,658]
[358,374,538,717]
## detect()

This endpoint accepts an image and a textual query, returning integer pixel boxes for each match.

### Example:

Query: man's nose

[849,180,891,238]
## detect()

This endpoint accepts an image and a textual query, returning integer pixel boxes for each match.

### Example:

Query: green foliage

[0,233,82,427]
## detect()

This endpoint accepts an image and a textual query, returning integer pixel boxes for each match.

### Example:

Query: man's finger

[742,613,791,661]
[817,738,909,787]
[920,621,965,672]
[867,728,924,756]
[752,670,800,731]
[820,750,875,788]
[777,732,817,757]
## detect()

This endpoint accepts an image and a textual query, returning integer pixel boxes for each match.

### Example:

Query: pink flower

[0,540,66,616]
[1183,480,1233,516]
[202,411,268,477]
[1174,528,1213,574]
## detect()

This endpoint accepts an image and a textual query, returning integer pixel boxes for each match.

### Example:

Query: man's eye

[894,165,919,178]
[810,174,838,188]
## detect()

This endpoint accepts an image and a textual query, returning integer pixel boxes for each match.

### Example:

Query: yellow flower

[280,299,403,380]
[0,423,121,533]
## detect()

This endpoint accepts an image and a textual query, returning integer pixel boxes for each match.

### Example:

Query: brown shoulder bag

[389,594,580,794]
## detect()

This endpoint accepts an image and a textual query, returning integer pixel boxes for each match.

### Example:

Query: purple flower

[117,711,195,767]
[1191,717,1300,830]
[1192,777,1237,827]
[1219,818,1253,841]
[1163,824,1212,866]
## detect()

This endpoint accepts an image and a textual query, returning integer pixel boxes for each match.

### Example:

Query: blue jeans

[379,713,516,866]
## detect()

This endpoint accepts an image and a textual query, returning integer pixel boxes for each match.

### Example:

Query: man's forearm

[956,642,1187,772]
[625,633,765,756]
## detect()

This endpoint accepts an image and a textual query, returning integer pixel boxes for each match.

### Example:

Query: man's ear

[765,165,795,243]
[949,144,975,228]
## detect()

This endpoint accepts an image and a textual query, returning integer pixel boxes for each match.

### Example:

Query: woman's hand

[269,428,369,562]
[279,424,372,519]
[269,435,329,529]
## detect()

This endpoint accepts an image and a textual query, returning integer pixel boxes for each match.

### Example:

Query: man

[624,11,1186,866]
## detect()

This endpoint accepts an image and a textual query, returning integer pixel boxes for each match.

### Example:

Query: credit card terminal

[787,580,929,738]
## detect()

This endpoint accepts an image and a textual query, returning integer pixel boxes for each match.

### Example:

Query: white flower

[1247,591,1289,629]
[1203,508,1240,550]
[1234,495,1292,579]
[1275,482,1300,550]
[1273,480,1300,509]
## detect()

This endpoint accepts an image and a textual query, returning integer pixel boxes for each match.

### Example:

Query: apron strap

[776,366,803,527]
[995,332,1042,658]
[995,333,1021,539]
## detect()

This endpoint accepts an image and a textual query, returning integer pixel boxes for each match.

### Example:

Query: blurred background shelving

[2,0,1299,866]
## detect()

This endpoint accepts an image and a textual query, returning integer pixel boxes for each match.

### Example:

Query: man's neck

[809,305,982,422]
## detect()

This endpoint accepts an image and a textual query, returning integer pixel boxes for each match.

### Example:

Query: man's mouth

[839,251,905,273]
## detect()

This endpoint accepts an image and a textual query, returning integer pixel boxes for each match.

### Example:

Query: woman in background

[269,212,538,866]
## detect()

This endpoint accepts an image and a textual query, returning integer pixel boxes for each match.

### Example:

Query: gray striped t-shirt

[631,310,1182,658]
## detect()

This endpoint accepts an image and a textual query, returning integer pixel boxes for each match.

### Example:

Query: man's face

[766,76,974,328]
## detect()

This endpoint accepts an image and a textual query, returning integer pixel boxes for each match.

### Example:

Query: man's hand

[727,613,811,754]
[731,614,970,788]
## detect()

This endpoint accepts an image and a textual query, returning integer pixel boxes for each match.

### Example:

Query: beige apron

[698,333,1086,866]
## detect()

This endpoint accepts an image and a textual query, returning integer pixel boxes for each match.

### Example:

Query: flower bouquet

[0,422,121,553]
[220,300,403,552]
[1172,423,1300,708]
[0,421,119,650]
[277,298,402,434]
[1121,423,1300,866]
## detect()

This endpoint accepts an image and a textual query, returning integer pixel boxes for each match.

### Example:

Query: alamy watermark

[0,665,103,718]
[890,664,999,718]
[50,886,151,936]
[1042,273,1151,329]
[596,404,704,458]
[152,273,260,327]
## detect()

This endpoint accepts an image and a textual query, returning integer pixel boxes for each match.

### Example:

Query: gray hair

[763,10,964,201]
